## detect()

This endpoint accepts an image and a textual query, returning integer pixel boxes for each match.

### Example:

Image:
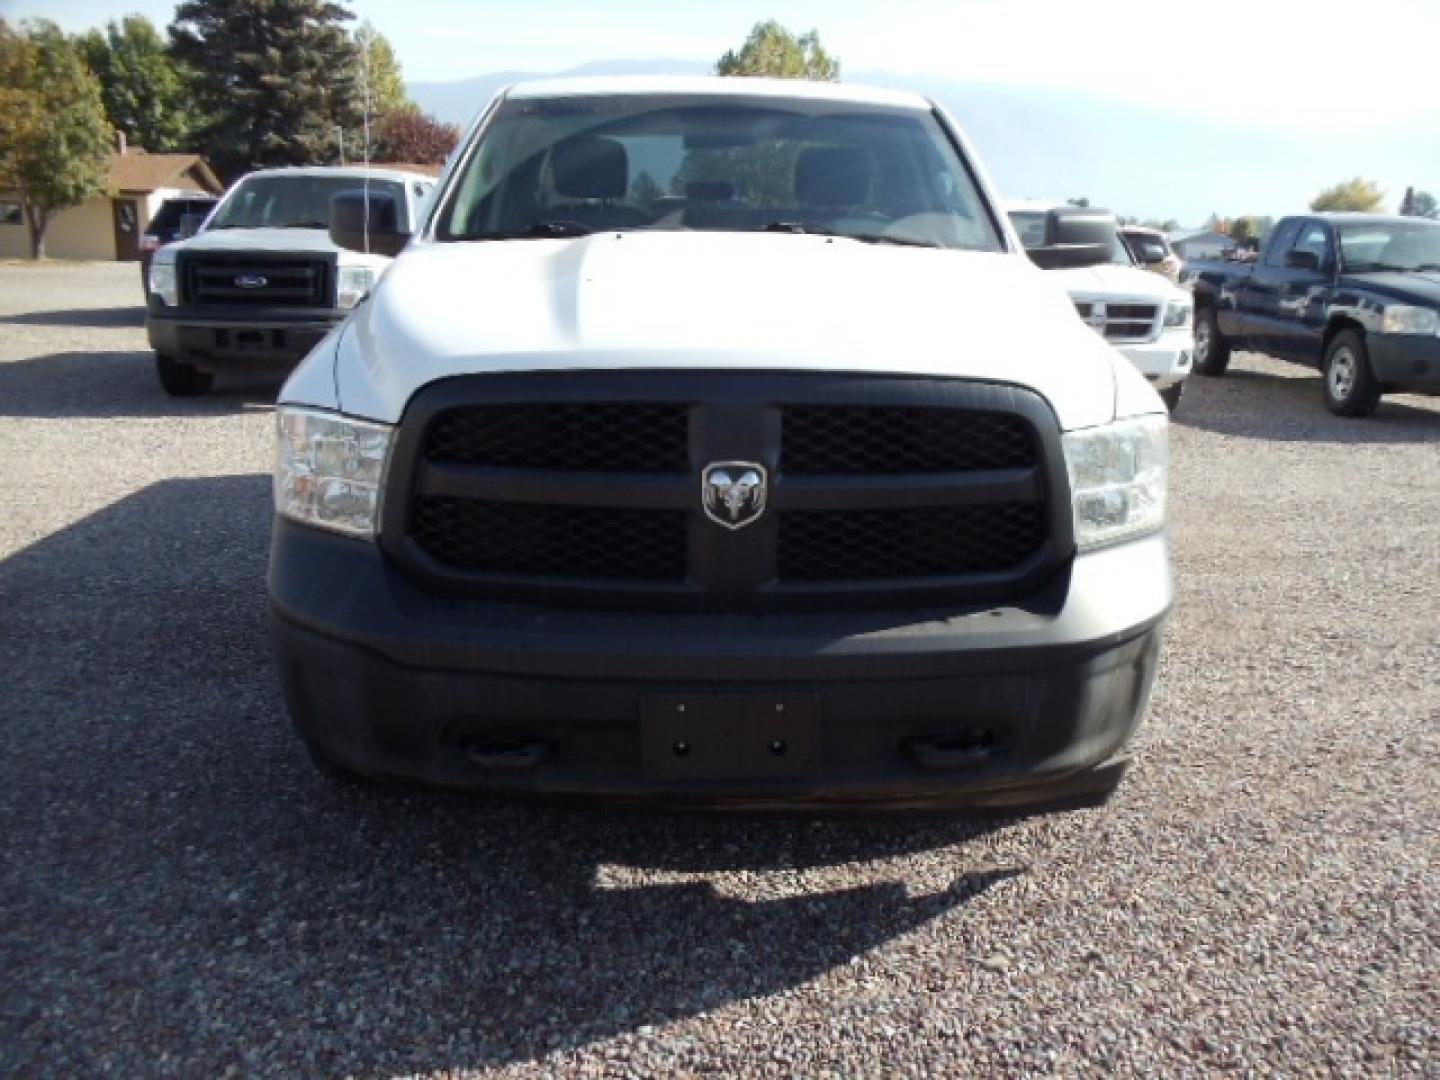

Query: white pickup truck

[1008,201,1194,411]
[268,77,1172,809]
[145,165,435,395]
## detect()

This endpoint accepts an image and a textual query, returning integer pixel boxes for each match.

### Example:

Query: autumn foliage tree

[372,107,459,165]
[0,19,113,258]
[1310,178,1385,213]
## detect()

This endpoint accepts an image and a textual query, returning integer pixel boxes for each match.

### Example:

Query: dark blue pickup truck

[1189,213,1440,416]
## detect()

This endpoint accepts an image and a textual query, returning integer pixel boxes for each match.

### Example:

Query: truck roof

[504,75,931,111]
[1302,213,1426,226]
[238,165,437,183]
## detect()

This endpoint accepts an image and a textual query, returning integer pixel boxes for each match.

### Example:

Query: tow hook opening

[905,730,998,771]
[459,736,554,770]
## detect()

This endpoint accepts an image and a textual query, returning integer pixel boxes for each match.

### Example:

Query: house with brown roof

[0,145,224,261]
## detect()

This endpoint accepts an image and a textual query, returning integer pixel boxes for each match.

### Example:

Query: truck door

[1272,219,1336,364]
[1237,218,1301,352]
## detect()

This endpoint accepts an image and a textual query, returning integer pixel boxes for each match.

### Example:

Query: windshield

[437,94,1002,251]
[1338,219,1440,272]
[210,175,408,231]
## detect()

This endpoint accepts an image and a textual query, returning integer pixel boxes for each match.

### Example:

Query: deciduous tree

[75,16,197,152]
[0,20,113,259]
[716,20,839,80]
[371,107,459,165]
[353,21,408,115]
[170,0,361,178]
[1309,177,1385,213]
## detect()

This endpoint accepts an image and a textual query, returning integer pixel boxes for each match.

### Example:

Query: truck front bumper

[1117,327,1194,389]
[1369,334,1440,394]
[146,302,343,373]
[269,520,1172,809]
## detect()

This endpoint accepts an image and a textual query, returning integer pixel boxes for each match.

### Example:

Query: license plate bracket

[641,694,820,781]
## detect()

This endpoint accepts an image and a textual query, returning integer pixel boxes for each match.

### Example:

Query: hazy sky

[14,0,1440,222]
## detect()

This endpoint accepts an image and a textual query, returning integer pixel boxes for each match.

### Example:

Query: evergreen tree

[75,16,197,152]
[170,0,360,178]
[0,19,113,258]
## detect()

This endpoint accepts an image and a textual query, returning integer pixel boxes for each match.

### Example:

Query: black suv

[139,195,218,290]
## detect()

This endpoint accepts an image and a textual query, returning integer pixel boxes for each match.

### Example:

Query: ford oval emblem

[234,274,268,289]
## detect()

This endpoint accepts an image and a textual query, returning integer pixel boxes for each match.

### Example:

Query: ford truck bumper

[147,301,343,373]
[268,520,1172,809]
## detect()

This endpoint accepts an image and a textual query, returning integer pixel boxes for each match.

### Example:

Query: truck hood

[1338,270,1440,307]
[1046,263,1184,302]
[174,227,350,256]
[329,231,1124,430]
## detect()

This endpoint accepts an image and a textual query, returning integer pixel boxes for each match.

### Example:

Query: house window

[0,201,21,226]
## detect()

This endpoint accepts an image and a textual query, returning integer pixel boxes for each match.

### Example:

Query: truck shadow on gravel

[0,305,146,329]
[0,475,1030,1076]
[1176,365,1440,444]
[0,350,282,418]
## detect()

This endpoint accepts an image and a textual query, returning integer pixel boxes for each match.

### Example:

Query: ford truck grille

[181,255,331,306]
[1074,301,1161,342]
[383,374,1072,613]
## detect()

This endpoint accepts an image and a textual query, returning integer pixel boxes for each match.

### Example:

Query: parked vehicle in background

[1189,213,1440,416]
[144,166,436,396]
[268,77,1172,809]
[1119,227,1183,283]
[1010,202,1193,412]
[137,194,218,290]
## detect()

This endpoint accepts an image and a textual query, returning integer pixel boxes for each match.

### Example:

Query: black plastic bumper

[1369,334,1440,393]
[268,519,1172,808]
[146,302,342,372]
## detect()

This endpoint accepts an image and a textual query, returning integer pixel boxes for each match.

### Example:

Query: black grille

[778,504,1046,581]
[386,373,1069,612]
[412,497,687,581]
[781,406,1036,473]
[425,402,689,472]
[182,257,329,306]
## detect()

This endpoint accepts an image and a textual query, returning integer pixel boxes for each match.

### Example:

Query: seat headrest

[552,136,629,200]
[794,147,873,207]
[686,180,734,203]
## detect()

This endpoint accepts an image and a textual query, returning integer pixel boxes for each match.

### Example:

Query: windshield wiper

[757,221,941,249]
[471,220,593,240]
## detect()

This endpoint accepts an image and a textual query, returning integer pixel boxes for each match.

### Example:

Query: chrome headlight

[337,263,376,309]
[148,253,178,306]
[275,407,394,538]
[1063,414,1168,552]
[1163,300,1192,328]
[1378,304,1439,335]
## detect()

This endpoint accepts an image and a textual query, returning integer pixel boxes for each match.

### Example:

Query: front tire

[1159,382,1183,413]
[155,352,214,397]
[1192,307,1231,376]
[1322,330,1381,417]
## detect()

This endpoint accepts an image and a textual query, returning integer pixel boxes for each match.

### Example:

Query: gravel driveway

[1,262,1436,1076]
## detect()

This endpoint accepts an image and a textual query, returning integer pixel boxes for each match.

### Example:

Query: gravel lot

[1,261,1436,1077]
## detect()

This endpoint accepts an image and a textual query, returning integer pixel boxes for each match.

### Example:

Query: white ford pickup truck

[1009,201,1194,412]
[268,77,1172,809]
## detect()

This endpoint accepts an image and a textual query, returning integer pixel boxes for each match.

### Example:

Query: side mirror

[1284,249,1320,272]
[1027,208,1117,269]
[178,213,206,239]
[330,190,408,257]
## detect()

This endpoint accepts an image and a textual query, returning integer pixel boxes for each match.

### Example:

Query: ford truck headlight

[275,407,394,538]
[1062,414,1167,551]
[148,253,178,306]
[1379,305,1439,335]
[336,263,375,309]
[1163,300,1192,328]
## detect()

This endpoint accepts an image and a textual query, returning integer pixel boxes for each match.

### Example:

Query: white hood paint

[1048,262,1188,305]
[176,227,347,256]
[323,232,1129,430]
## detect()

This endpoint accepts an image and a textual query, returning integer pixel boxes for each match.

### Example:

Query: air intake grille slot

[412,497,688,581]
[425,402,690,472]
[778,504,1046,581]
[781,406,1036,473]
